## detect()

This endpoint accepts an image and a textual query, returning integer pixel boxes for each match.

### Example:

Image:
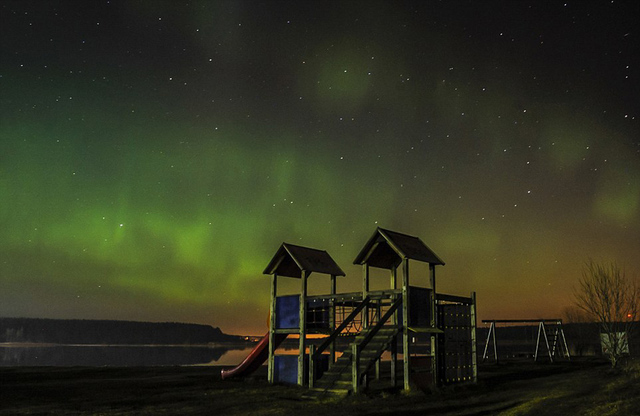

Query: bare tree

[562,305,593,324]
[574,260,639,368]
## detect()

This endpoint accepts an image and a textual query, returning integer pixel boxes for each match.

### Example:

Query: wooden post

[402,258,410,390]
[363,263,369,329]
[391,265,397,290]
[375,299,381,380]
[268,273,278,383]
[390,334,398,387]
[470,291,477,383]
[309,344,316,388]
[352,342,360,394]
[330,274,337,364]
[391,266,398,387]
[298,270,308,386]
[360,264,369,393]
[429,264,438,386]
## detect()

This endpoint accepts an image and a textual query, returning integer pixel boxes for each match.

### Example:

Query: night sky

[1,1,639,335]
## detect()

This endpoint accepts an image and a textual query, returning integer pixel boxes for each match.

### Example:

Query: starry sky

[1,1,639,335]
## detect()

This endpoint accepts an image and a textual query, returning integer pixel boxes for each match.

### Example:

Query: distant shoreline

[0,317,244,345]
[0,341,255,348]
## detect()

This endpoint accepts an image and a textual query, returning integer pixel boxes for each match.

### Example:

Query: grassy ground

[1,358,638,415]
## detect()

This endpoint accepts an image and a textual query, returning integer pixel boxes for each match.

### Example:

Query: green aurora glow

[1,1,638,334]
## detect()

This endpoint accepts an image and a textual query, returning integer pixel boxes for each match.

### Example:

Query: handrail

[307,289,402,303]
[357,296,402,353]
[313,295,371,359]
[351,296,402,393]
[307,291,363,302]
[436,293,473,305]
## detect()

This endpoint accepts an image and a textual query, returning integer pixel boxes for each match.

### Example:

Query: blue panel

[274,355,299,384]
[276,296,332,330]
[276,295,300,329]
[273,354,329,385]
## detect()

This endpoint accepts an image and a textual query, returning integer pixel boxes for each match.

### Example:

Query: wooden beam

[429,264,438,386]
[363,263,370,329]
[330,274,337,364]
[390,265,398,387]
[402,257,410,390]
[390,334,397,388]
[298,270,308,386]
[391,265,397,290]
[375,299,381,380]
[308,344,316,388]
[470,291,477,383]
[436,293,473,304]
[268,273,278,383]
[352,343,360,393]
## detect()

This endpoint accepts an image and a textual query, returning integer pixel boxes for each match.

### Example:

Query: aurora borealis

[1,1,638,335]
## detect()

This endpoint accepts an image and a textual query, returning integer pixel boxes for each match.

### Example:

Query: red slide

[220,333,288,379]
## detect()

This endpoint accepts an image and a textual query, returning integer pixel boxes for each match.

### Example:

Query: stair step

[315,380,349,389]
[325,369,349,377]
[355,336,395,343]
[361,352,383,359]
[314,327,400,393]
[321,370,349,378]
[356,332,395,340]
[317,377,351,386]
[305,388,351,398]
[356,330,395,335]
[363,342,388,348]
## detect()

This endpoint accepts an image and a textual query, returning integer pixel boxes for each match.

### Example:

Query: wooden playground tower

[262,228,477,394]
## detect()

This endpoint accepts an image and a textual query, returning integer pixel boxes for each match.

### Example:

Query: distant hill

[0,317,244,345]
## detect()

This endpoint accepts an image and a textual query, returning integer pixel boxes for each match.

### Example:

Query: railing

[358,296,402,352]
[313,296,370,359]
[306,289,402,335]
[352,296,402,393]
[307,289,401,303]
[308,296,371,388]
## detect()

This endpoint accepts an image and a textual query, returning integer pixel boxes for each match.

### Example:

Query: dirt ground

[1,358,638,415]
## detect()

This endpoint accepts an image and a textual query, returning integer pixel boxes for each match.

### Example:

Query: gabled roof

[353,227,445,269]
[263,243,346,278]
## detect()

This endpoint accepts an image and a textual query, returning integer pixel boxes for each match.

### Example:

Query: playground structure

[222,228,477,394]
[482,319,571,363]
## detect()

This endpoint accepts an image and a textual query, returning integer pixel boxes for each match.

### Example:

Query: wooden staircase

[310,325,399,396]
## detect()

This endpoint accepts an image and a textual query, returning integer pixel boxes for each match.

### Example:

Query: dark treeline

[0,318,243,345]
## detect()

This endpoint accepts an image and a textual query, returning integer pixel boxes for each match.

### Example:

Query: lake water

[0,344,255,367]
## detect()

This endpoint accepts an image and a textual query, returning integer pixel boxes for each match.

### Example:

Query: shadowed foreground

[1,359,638,415]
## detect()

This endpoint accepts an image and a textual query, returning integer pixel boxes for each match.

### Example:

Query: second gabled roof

[353,227,445,269]
[263,243,346,278]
